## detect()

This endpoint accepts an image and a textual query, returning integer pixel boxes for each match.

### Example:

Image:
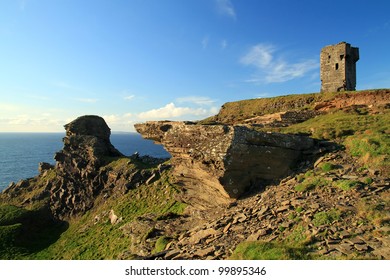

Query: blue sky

[1,0,389,132]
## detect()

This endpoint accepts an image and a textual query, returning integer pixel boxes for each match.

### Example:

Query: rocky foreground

[0,89,389,260]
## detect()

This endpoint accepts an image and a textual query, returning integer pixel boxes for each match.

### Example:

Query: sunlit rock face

[135,121,315,200]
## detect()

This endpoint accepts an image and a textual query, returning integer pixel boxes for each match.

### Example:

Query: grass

[0,205,67,259]
[333,180,361,191]
[345,131,389,176]
[0,205,29,226]
[312,209,341,227]
[356,192,390,227]
[319,162,337,172]
[230,241,311,260]
[294,171,330,192]
[282,110,384,139]
[153,236,171,254]
[231,222,316,260]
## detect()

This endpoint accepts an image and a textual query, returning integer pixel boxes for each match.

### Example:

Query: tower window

[335,63,339,70]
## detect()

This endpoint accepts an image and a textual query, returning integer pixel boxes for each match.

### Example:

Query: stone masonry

[320,42,359,93]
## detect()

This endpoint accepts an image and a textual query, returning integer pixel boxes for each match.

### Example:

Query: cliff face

[50,115,124,218]
[3,115,162,220]
[135,121,318,202]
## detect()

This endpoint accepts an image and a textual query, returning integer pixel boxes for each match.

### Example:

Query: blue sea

[0,133,170,192]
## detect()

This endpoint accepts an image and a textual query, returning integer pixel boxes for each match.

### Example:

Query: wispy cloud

[176,96,216,106]
[240,43,318,83]
[124,95,135,101]
[137,103,211,120]
[216,0,236,20]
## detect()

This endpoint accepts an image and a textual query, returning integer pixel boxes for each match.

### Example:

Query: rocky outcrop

[2,115,165,220]
[48,116,124,218]
[135,121,318,203]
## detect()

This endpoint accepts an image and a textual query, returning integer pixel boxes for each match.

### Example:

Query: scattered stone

[189,228,218,245]
[336,243,353,255]
[164,249,181,260]
[109,209,118,225]
[257,206,269,217]
[276,205,290,212]
[233,213,247,224]
[354,243,368,251]
[246,229,268,242]
[341,175,359,180]
[223,222,232,234]
[194,246,216,258]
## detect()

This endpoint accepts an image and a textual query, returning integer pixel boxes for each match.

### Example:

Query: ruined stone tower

[320,42,359,93]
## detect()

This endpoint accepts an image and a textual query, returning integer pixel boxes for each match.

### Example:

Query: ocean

[0,133,170,192]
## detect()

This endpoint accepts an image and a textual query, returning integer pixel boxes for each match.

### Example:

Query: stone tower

[320,42,359,93]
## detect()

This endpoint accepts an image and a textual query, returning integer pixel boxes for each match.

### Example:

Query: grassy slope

[202,89,388,123]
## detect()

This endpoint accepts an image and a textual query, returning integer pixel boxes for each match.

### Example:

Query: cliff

[135,122,320,204]
[2,115,165,220]
[0,89,389,260]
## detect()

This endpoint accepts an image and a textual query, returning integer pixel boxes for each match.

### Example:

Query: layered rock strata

[135,121,316,201]
[50,115,124,218]
[4,115,162,220]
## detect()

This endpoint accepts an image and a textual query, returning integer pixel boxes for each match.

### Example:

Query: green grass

[345,132,389,176]
[356,192,390,227]
[0,205,67,259]
[333,180,361,191]
[312,209,341,227]
[319,162,337,172]
[294,171,329,192]
[153,236,171,254]
[230,241,310,260]
[0,205,29,226]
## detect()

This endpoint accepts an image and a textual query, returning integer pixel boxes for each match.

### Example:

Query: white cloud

[137,103,209,120]
[101,114,135,132]
[255,93,271,99]
[176,96,216,106]
[124,95,135,101]
[216,0,236,19]
[240,43,319,83]
[240,44,275,68]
